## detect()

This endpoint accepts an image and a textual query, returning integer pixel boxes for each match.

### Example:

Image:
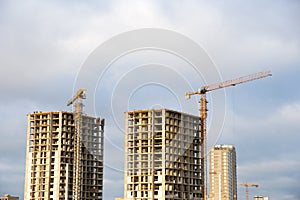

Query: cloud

[238,159,300,199]
[217,101,300,199]
[161,1,300,75]
[0,0,299,199]
[239,159,300,177]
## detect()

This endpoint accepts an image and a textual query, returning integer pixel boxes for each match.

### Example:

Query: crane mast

[240,182,259,200]
[67,88,86,200]
[185,71,271,200]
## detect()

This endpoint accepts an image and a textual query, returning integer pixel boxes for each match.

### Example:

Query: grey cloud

[1,0,300,199]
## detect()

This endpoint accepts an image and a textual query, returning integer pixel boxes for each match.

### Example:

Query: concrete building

[124,109,204,200]
[0,194,19,200]
[209,145,237,200]
[24,111,104,200]
[254,196,269,200]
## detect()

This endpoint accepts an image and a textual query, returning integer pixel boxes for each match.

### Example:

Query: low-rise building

[254,196,269,200]
[0,194,19,200]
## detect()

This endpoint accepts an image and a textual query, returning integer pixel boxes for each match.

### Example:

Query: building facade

[0,194,19,200]
[209,145,237,200]
[124,109,204,200]
[254,196,269,200]
[24,111,104,200]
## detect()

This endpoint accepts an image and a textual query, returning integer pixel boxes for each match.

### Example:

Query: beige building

[124,109,204,200]
[254,196,269,200]
[209,145,237,200]
[24,111,104,200]
[0,194,19,200]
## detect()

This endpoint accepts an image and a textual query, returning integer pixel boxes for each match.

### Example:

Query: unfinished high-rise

[24,111,104,200]
[209,145,237,200]
[124,109,204,200]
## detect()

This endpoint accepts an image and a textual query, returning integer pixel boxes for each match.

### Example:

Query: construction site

[23,71,271,200]
[24,90,104,200]
[122,71,271,200]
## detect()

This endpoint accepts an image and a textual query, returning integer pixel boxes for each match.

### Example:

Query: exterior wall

[80,116,104,199]
[254,196,269,200]
[24,111,104,200]
[209,145,237,200]
[0,194,19,200]
[124,109,203,200]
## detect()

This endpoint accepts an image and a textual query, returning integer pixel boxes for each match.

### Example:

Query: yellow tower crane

[67,88,87,200]
[240,182,259,200]
[185,71,271,200]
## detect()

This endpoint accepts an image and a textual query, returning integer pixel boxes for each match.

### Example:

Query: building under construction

[124,109,204,200]
[24,110,104,200]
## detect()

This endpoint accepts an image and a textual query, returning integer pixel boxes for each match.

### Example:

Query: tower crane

[185,71,271,200]
[67,88,87,200]
[240,182,259,200]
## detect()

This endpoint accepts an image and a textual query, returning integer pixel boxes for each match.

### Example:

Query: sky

[0,0,300,199]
